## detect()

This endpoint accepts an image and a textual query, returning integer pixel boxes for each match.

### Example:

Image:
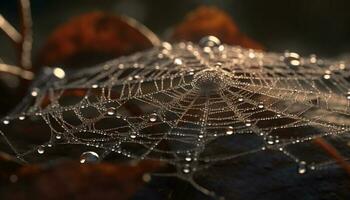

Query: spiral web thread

[0,37,350,198]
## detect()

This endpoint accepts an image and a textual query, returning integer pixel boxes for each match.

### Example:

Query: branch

[0,0,33,71]
[314,138,350,176]
[18,0,33,69]
[0,14,22,44]
[0,63,33,80]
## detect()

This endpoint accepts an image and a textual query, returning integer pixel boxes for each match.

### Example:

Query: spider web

[0,36,350,198]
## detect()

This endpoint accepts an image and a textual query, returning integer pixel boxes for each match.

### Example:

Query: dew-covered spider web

[0,36,350,199]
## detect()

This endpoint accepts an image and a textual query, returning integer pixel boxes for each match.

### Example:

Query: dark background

[1,0,350,64]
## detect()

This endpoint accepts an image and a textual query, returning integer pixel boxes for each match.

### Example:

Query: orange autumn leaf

[37,12,160,68]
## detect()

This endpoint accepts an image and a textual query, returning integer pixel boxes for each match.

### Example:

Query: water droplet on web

[199,35,221,48]
[91,84,98,88]
[323,74,331,79]
[53,67,65,79]
[185,157,192,162]
[226,126,233,135]
[323,70,331,79]
[248,52,256,59]
[298,161,307,174]
[80,151,99,164]
[258,102,264,109]
[18,115,25,120]
[149,113,158,122]
[37,146,45,154]
[310,54,317,64]
[309,163,316,170]
[107,107,116,116]
[130,134,137,139]
[31,88,39,97]
[134,75,141,79]
[174,58,183,65]
[238,98,244,102]
[245,120,252,127]
[182,167,191,174]
[284,52,301,67]
[161,42,172,50]
[3,119,9,125]
[266,136,275,145]
[290,60,300,66]
[55,134,62,140]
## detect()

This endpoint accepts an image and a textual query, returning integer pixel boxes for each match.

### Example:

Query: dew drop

[37,146,45,154]
[107,107,116,116]
[3,119,9,125]
[80,151,99,164]
[174,58,183,65]
[185,157,192,162]
[134,75,141,79]
[248,52,256,59]
[323,74,331,79]
[182,167,191,174]
[266,136,275,145]
[130,134,137,139]
[238,98,244,102]
[53,67,65,79]
[226,126,233,135]
[91,84,98,88]
[19,115,25,120]
[298,161,307,174]
[199,35,221,48]
[284,52,301,67]
[161,42,172,50]
[31,88,39,97]
[149,113,158,122]
[55,134,62,140]
[245,120,252,127]
[258,102,264,109]
[309,163,316,170]
[310,54,317,64]
[290,59,300,66]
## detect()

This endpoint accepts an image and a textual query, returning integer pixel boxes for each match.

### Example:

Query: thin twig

[0,63,34,80]
[314,137,350,176]
[18,0,33,69]
[0,14,22,43]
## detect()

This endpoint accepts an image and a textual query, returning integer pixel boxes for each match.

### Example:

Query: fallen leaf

[37,12,160,68]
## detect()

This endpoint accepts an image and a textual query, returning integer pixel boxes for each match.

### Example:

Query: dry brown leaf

[37,12,160,68]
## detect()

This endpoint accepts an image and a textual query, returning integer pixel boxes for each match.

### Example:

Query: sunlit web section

[0,36,350,199]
